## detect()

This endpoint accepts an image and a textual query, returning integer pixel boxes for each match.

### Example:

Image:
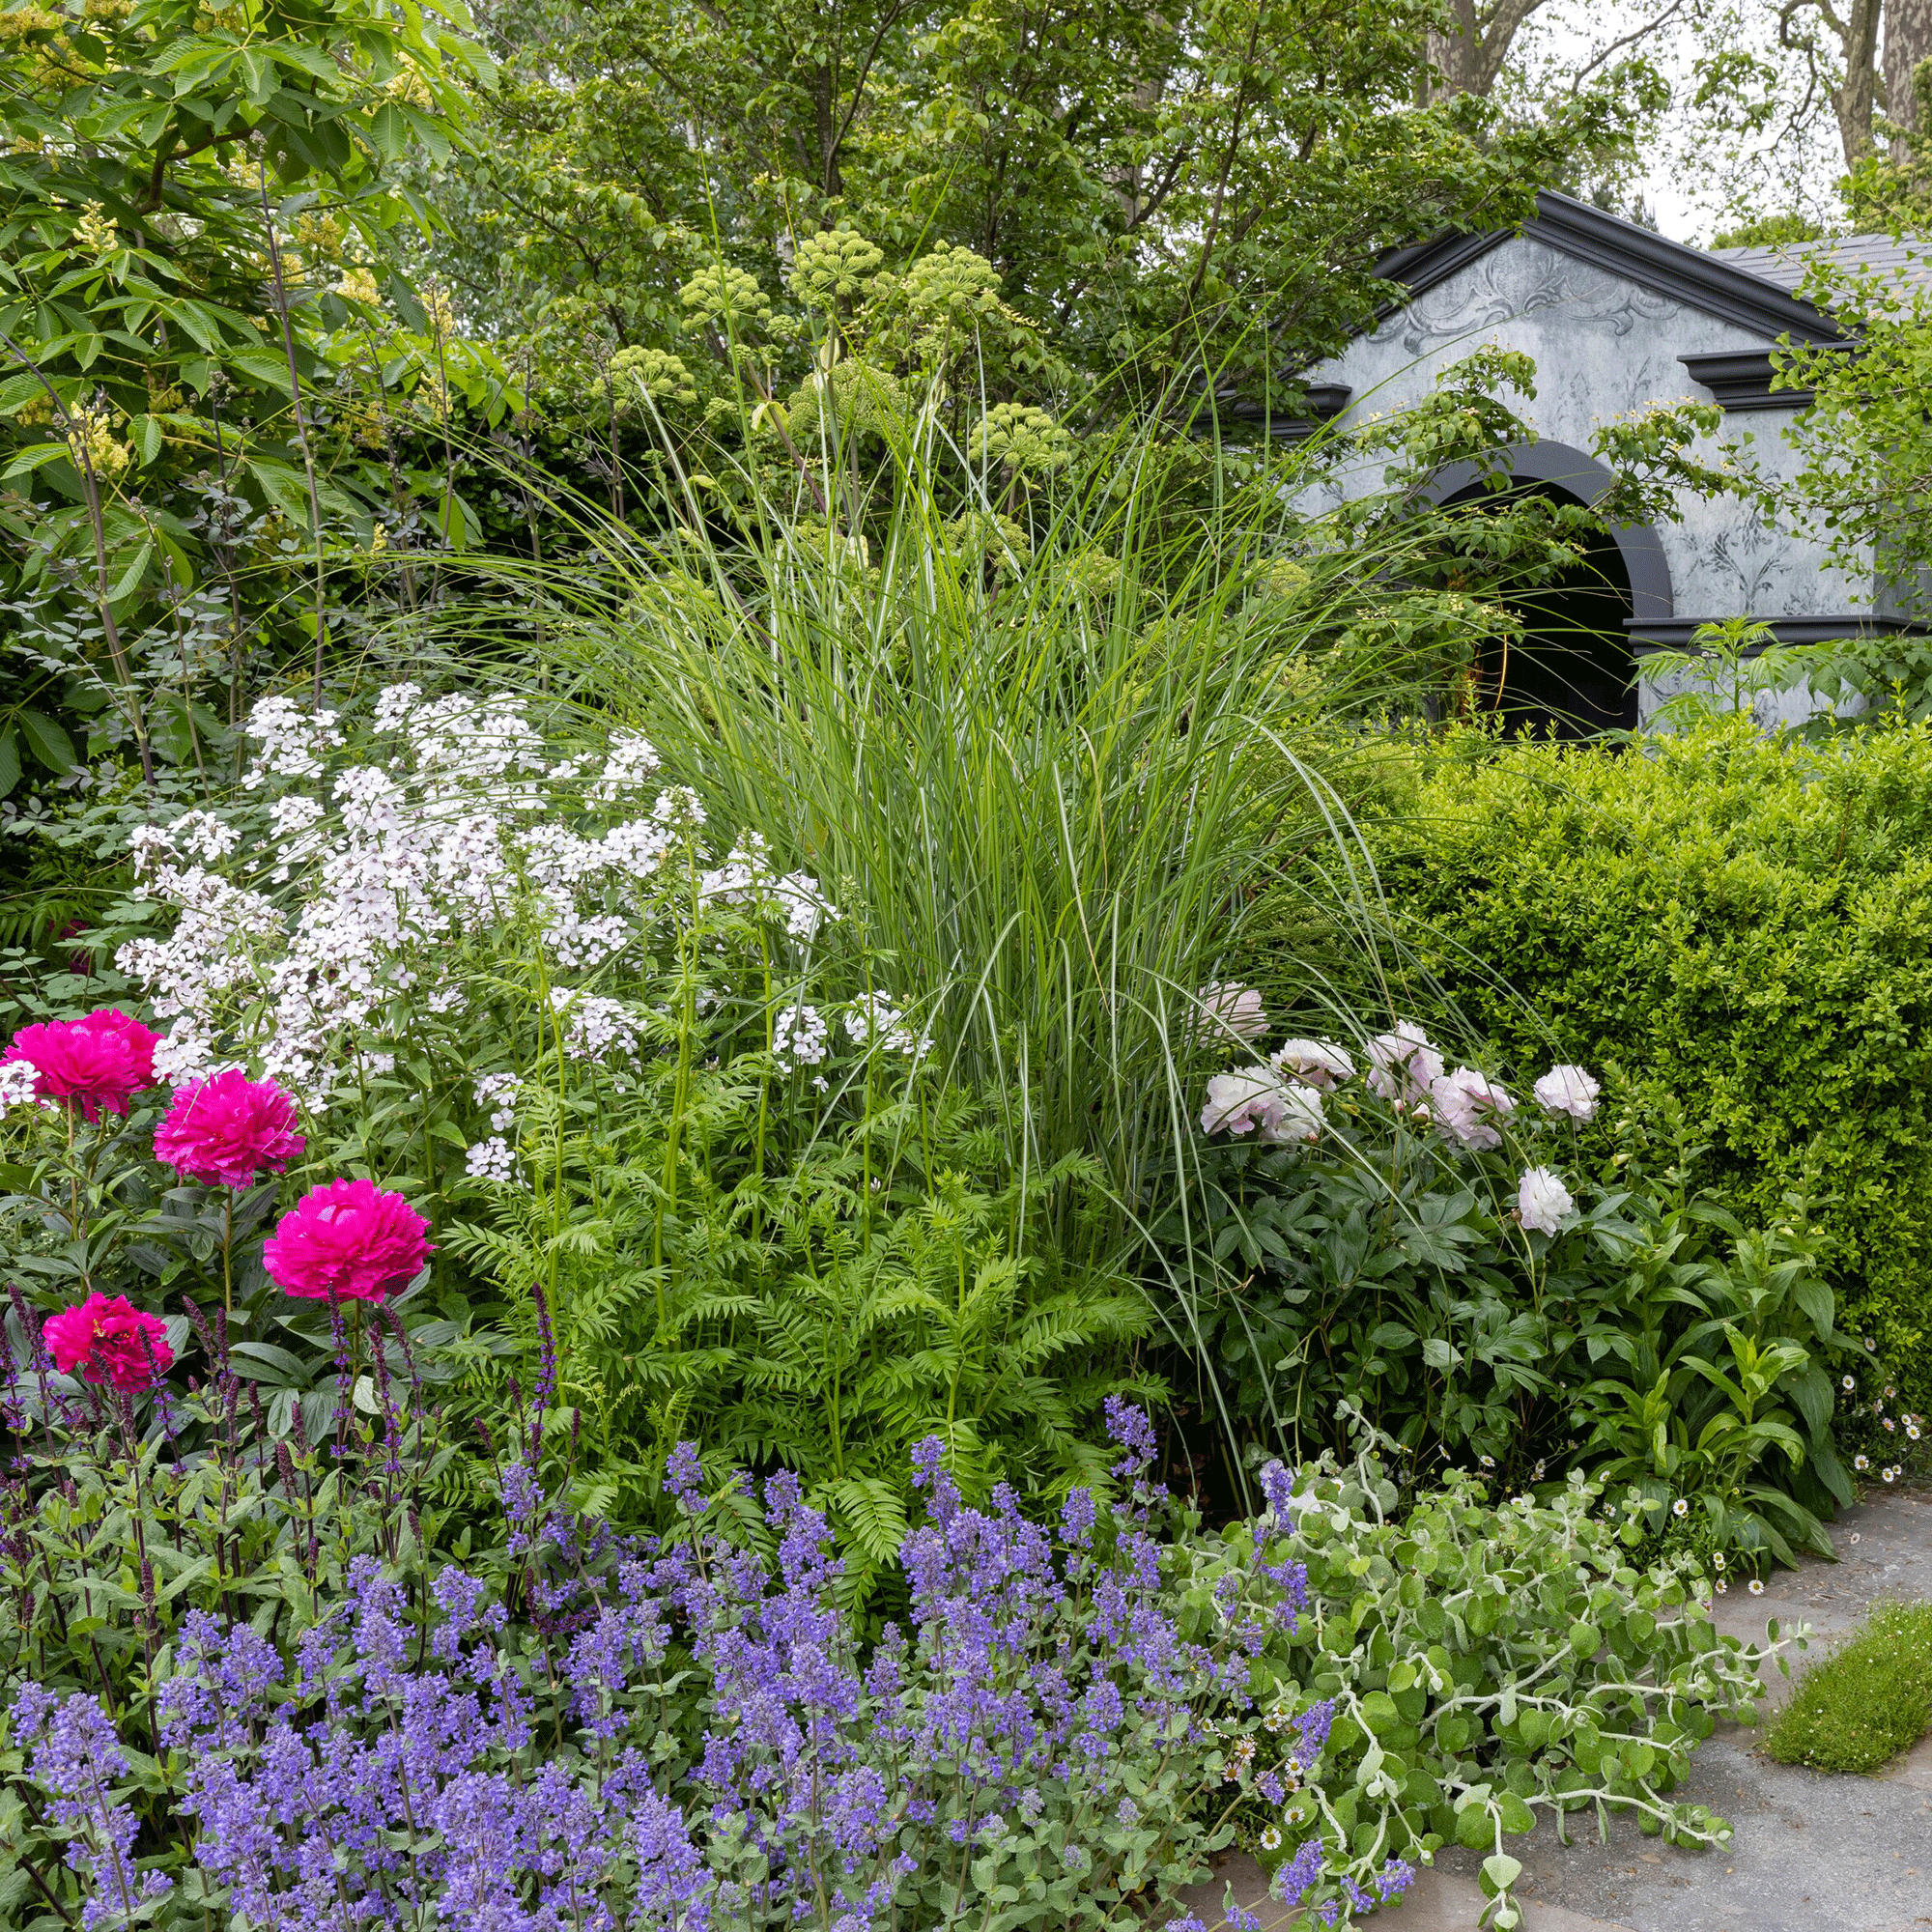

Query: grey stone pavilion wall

[1293,235,1896,725]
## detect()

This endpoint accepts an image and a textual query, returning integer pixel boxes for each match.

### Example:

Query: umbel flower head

[43,1293,173,1392]
[2,1009,159,1122]
[262,1177,432,1302]
[154,1069,305,1187]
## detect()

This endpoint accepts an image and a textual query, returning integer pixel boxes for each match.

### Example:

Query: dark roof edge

[1369,191,1849,346]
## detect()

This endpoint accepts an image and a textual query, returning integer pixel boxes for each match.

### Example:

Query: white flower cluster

[0,1060,43,1109]
[843,990,919,1056]
[116,687,833,1108]
[549,989,642,1065]
[587,729,662,803]
[699,835,836,942]
[465,1135,519,1184]
[772,1003,830,1073]
[473,1072,521,1133]
[1198,1014,1594,1234]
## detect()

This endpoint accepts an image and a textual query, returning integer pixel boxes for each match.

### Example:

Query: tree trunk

[1424,0,1549,99]
[1885,0,1932,135]
[1837,0,1885,159]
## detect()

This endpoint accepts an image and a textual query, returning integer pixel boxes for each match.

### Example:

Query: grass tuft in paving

[1764,1598,1932,1774]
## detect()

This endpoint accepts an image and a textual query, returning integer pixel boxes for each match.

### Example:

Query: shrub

[1167,1015,1852,1570]
[1343,714,1932,1417]
[1764,1598,1932,1773]
[0,1412,1786,1932]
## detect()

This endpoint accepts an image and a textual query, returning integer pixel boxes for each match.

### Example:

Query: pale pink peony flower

[1201,1068,1323,1145]
[1266,1082,1326,1146]
[43,1293,173,1392]
[154,1069,306,1187]
[1270,1038,1354,1090]
[1431,1067,1515,1151]
[1517,1166,1574,1236]
[1191,981,1268,1046]
[1533,1064,1601,1122]
[262,1178,433,1302]
[2,1009,159,1122]
[1365,1021,1443,1106]
[1202,1067,1288,1137]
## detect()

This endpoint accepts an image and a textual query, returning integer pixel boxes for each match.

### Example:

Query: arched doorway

[1423,442,1674,742]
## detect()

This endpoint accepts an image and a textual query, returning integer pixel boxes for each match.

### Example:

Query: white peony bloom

[1533,1064,1601,1122]
[1517,1166,1574,1236]
[1431,1066,1515,1151]
[1270,1037,1354,1089]
[1365,1020,1443,1105]
[1263,1081,1325,1146]
[1192,981,1268,1046]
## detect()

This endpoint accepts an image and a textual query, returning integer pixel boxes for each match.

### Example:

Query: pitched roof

[1373,191,1847,344]
[1706,233,1932,295]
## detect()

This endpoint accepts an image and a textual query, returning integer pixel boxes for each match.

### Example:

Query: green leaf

[18,708,75,772]
[1481,1853,1523,1894]
[0,725,18,799]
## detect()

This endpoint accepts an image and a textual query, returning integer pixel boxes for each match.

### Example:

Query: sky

[1512,0,1845,244]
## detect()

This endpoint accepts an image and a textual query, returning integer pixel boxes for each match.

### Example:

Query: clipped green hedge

[1346,714,1932,1409]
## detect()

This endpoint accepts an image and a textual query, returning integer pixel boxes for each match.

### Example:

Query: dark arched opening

[1439,477,1639,738]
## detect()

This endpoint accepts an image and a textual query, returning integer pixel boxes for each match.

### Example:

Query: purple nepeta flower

[665,1439,706,1515]
[13,1683,170,1930]
[1258,1459,1297,1524]
[1273,1835,1324,1905]
[1104,1396,1156,1466]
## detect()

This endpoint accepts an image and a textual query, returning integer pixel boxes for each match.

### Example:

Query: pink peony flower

[1432,1066,1516,1151]
[1201,1068,1325,1145]
[1270,1038,1354,1090]
[1191,982,1268,1047]
[262,1178,433,1302]
[154,1069,306,1187]
[1365,1021,1443,1106]
[1517,1166,1574,1236]
[2,1009,159,1122]
[1533,1064,1601,1123]
[43,1293,173,1392]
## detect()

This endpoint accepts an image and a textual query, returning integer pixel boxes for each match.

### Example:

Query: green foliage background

[1342,714,1932,1412]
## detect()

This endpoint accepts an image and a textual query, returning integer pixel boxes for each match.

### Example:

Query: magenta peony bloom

[2,1009,159,1122]
[154,1069,306,1187]
[43,1293,174,1392]
[262,1178,433,1302]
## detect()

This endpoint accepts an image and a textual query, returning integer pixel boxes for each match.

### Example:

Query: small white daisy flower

[1841,1376,1857,1392]
[1260,1826,1283,1852]
[1856,1454,1870,1470]
[1747,1578,1765,1595]
[1672,1497,1689,1518]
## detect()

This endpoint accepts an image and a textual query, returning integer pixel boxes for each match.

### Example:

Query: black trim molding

[1371,192,1847,347]
[1418,440,1673,624]
[1629,615,1927,651]
[1209,384,1353,442]
[1678,347,1852,412]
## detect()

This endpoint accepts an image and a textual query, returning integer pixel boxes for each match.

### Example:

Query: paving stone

[1178,1486,1932,1932]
